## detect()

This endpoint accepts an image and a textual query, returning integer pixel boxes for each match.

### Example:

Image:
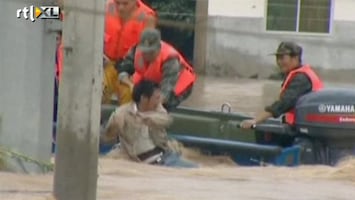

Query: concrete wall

[193,0,209,74]
[0,0,56,172]
[205,0,355,79]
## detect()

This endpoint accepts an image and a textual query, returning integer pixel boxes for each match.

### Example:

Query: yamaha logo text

[318,104,355,113]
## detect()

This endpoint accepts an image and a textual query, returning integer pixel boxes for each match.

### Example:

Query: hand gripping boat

[166,88,355,166]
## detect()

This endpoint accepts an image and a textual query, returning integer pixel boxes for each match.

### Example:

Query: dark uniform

[265,42,313,120]
[265,73,312,119]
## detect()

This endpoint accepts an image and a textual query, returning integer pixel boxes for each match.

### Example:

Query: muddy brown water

[1,77,355,200]
[181,77,267,115]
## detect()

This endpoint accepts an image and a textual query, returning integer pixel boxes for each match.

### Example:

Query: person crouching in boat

[116,28,197,111]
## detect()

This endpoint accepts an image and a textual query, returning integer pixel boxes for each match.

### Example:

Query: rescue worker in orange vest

[54,4,64,108]
[54,29,63,124]
[117,28,197,111]
[55,0,64,83]
[103,0,156,105]
[240,41,324,129]
[53,0,64,152]
[55,22,64,83]
[55,0,64,82]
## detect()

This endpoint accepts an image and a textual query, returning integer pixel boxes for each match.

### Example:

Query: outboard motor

[294,88,355,165]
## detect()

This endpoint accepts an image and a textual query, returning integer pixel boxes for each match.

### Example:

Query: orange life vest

[56,13,64,81]
[56,38,63,81]
[280,65,324,125]
[133,41,196,96]
[104,0,155,61]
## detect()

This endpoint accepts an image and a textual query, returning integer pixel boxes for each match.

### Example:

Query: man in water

[100,80,198,168]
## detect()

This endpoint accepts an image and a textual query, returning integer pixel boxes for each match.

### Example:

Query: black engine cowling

[294,88,355,141]
[293,88,355,165]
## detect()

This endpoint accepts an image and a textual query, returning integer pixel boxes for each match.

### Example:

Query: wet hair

[132,80,160,103]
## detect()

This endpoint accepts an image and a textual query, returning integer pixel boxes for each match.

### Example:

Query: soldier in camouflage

[116,28,196,111]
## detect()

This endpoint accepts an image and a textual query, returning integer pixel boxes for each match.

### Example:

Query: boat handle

[221,102,232,113]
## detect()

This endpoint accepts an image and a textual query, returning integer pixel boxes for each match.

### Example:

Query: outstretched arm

[264,73,312,118]
[138,105,173,128]
[240,73,312,129]
[160,58,181,104]
[116,47,136,76]
[116,47,137,88]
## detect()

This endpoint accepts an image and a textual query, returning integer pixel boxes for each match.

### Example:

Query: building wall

[0,0,55,172]
[205,0,355,78]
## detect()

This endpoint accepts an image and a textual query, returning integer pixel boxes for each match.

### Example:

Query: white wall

[208,0,355,22]
[208,0,264,18]
[334,0,355,21]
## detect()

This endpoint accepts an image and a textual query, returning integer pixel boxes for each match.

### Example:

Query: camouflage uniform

[117,29,193,111]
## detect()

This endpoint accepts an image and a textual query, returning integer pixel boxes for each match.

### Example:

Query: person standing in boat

[240,41,324,128]
[100,80,198,168]
[102,0,156,105]
[116,28,197,111]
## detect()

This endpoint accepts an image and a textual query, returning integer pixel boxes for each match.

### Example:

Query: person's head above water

[133,80,161,111]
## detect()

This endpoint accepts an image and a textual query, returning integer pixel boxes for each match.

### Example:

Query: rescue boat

[55,88,355,167]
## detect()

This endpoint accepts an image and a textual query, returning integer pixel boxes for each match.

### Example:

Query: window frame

[264,0,335,36]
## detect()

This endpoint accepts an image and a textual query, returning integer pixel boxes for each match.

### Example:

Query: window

[266,0,332,33]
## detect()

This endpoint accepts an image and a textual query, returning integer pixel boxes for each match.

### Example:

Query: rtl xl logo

[16,5,60,22]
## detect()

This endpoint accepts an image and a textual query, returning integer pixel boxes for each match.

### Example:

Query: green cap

[271,41,302,56]
[137,28,161,53]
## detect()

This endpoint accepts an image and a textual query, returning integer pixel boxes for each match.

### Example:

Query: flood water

[1,77,355,200]
[181,76,268,115]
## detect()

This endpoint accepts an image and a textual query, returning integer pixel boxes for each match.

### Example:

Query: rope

[0,146,54,172]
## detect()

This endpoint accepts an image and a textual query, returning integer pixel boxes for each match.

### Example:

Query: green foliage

[147,0,195,24]
[143,0,196,61]
[0,157,5,170]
